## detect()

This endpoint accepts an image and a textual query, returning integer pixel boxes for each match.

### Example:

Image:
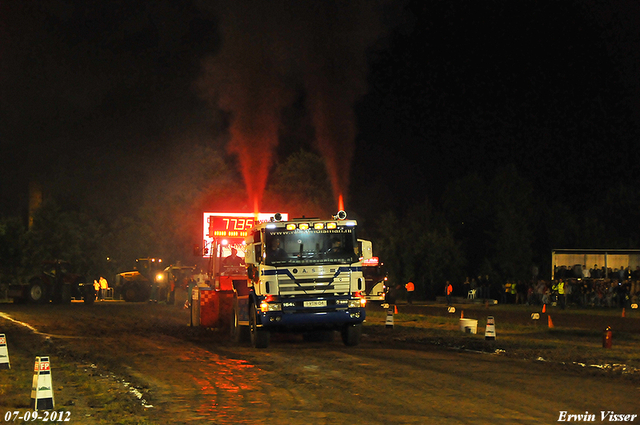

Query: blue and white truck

[230,211,368,348]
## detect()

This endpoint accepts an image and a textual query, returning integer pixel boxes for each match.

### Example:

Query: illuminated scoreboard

[208,215,255,238]
[202,212,288,257]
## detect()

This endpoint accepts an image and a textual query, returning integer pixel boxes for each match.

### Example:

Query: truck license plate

[304,300,327,307]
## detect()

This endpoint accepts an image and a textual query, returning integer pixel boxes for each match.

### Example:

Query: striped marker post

[0,334,9,369]
[30,356,55,410]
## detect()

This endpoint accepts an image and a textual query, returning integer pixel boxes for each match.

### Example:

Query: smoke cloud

[198,1,387,212]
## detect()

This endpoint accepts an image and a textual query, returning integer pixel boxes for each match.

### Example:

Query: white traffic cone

[0,334,10,369]
[30,356,55,410]
[485,316,496,340]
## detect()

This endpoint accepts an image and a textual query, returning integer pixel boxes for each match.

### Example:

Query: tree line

[363,164,640,299]
[1,149,639,300]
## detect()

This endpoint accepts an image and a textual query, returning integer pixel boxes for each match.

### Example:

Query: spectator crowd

[456,264,640,309]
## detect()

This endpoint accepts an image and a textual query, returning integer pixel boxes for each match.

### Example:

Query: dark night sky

[2,1,640,224]
[351,0,640,219]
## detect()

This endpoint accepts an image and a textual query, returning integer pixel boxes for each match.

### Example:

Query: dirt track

[0,302,638,424]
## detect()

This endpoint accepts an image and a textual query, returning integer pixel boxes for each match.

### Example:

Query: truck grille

[278,277,350,296]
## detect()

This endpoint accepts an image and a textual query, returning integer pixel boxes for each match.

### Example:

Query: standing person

[405,281,415,304]
[184,276,197,309]
[502,281,510,304]
[557,279,566,309]
[470,277,477,297]
[510,279,517,304]
[99,276,108,301]
[551,280,559,306]
[445,281,453,305]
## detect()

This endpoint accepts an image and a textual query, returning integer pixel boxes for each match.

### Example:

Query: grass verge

[363,308,640,378]
[0,323,155,424]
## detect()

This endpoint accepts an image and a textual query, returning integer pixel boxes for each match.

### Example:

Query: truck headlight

[260,301,282,312]
[348,299,362,308]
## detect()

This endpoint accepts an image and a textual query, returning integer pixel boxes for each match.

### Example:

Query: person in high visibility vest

[405,281,415,305]
[557,279,566,309]
[445,281,453,305]
[93,280,99,301]
[510,280,517,304]
[99,277,108,301]
[552,280,559,305]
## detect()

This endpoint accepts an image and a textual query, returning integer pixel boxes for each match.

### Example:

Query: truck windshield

[265,227,358,266]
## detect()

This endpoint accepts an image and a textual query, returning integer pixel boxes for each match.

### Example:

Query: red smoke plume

[199,1,386,212]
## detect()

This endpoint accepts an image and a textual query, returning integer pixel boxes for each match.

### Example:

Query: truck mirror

[245,244,256,264]
[358,239,373,261]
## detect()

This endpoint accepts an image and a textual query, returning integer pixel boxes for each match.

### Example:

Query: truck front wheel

[249,303,269,349]
[230,301,248,343]
[230,304,240,342]
[28,280,49,304]
[123,283,149,302]
[122,284,142,303]
[341,323,362,346]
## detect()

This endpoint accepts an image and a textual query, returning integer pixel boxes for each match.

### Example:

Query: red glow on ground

[338,193,344,211]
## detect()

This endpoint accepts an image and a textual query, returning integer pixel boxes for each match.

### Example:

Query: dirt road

[0,302,637,424]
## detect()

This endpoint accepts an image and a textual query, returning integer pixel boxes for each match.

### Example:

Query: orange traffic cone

[394,305,398,314]
[622,308,626,318]
[548,315,554,328]
[542,304,546,313]
[461,310,464,319]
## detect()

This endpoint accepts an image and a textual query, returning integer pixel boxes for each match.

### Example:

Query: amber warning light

[362,257,379,266]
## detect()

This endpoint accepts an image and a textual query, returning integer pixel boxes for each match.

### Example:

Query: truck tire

[123,284,139,302]
[28,280,49,304]
[230,300,249,343]
[230,303,240,342]
[123,282,150,302]
[249,303,269,349]
[341,323,362,346]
